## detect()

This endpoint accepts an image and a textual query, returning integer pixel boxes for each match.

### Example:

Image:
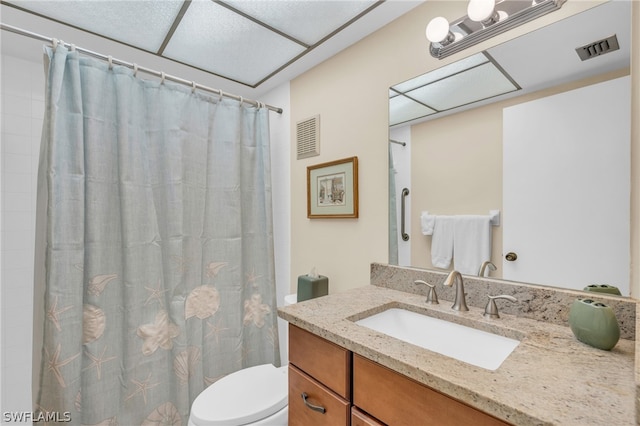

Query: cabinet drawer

[289,365,350,426]
[289,324,351,399]
[352,407,386,426]
[353,355,511,426]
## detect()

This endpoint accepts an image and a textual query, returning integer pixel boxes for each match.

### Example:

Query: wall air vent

[575,34,620,61]
[296,115,320,160]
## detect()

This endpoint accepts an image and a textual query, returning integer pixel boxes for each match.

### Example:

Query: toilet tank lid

[190,363,288,426]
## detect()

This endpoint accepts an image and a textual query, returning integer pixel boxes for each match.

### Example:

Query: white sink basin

[355,308,520,370]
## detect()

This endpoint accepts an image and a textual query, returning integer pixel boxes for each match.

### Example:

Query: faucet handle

[414,280,439,304]
[483,295,517,319]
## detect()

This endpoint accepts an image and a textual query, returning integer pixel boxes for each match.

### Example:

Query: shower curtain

[34,45,280,425]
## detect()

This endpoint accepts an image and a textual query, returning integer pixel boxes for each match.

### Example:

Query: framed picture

[307,156,358,219]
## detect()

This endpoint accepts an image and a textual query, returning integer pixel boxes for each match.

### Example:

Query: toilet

[188,294,297,426]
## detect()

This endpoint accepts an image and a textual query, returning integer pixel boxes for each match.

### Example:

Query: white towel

[431,216,454,269]
[453,215,492,275]
[420,211,436,235]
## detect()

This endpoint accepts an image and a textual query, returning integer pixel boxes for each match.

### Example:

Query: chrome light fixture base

[429,0,566,59]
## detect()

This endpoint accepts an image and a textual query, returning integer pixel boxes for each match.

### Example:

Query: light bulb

[467,0,498,23]
[425,17,451,44]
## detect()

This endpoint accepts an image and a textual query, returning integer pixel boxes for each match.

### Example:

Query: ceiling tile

[391,53,488,93]
[389,94,436,126]
[10,0,184,52]
[407,62,519,111]
[224,0,377,45]
[163,0,306,85]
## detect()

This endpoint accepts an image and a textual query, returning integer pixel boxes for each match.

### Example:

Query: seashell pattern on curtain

[34,45,280,425]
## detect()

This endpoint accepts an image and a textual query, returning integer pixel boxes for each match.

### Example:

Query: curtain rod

[389,139,406,146]
[0,22,283,114]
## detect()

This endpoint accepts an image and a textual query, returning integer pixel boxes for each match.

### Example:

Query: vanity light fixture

[426,0,566,59]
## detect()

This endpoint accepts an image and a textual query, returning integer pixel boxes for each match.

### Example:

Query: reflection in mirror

[389,1,632,296]
[389,53,519,126]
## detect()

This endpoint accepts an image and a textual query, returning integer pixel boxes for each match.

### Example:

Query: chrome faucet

[443,270,469,311]
[478,261,496,277]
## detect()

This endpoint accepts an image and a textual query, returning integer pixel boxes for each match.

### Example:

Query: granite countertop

[278,285,636,426]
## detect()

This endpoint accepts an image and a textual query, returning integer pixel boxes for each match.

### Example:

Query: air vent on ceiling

[296,115,320,160]
[575,34,620,61]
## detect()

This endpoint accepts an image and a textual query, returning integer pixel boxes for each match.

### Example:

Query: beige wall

[289,0,622,296]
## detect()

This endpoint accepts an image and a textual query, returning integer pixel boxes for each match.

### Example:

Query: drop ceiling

[0,0,421,97]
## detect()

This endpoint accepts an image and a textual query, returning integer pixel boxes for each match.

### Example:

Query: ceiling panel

[389,94,436,126]
[1,0,422,92]
[224,0,377,45]
[407,62,518,111]
[10,0,183,52]
[164,1,306,85]
[391,53,487,93]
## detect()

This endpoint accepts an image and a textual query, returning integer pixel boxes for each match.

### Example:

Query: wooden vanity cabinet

[289,365,350,425]
[288,325,351,425]
[288,325,511,426]
[353,355,511,426]
[351,407,385,426]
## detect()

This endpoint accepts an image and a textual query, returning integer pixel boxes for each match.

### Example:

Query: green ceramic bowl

[568,299,620,351]
[583,284,622,295]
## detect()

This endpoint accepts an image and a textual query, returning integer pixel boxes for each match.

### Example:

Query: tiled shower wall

[0,54,44,416]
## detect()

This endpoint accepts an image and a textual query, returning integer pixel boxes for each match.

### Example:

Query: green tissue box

[583,284,622,295]
[297,274,328,302]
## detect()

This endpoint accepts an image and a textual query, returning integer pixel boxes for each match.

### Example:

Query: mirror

[389,1,632,296]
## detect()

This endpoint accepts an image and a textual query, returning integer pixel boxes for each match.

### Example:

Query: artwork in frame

[307,156,359,219]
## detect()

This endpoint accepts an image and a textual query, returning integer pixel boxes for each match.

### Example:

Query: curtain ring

[239,96,243,106]
[133,63,138,77]
[218,90,224,103]
[191,81,197,94]
[160,71,166,85]
[70,44,76,52]
[51,38,58,52]
[108,55,113,70]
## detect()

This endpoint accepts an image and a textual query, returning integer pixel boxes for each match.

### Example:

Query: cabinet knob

[505,252,518,262]
[301,392,326,414]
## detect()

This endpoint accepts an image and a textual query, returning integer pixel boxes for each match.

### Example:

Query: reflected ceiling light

[427,0,566,59]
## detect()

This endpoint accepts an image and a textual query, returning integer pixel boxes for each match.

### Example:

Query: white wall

[0,54,44,420]
[261,82,292,364]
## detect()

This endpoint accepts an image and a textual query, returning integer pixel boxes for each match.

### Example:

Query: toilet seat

[189,364,288,426]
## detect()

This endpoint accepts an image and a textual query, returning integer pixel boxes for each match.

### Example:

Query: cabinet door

[353,355,511,426]
[289,365,350,426]
[352,407,386,426]
[289,324,351,399]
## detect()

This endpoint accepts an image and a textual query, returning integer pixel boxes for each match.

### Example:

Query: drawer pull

[301,392,326,414]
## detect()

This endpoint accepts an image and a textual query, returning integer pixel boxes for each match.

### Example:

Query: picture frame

[307,156,359,219]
